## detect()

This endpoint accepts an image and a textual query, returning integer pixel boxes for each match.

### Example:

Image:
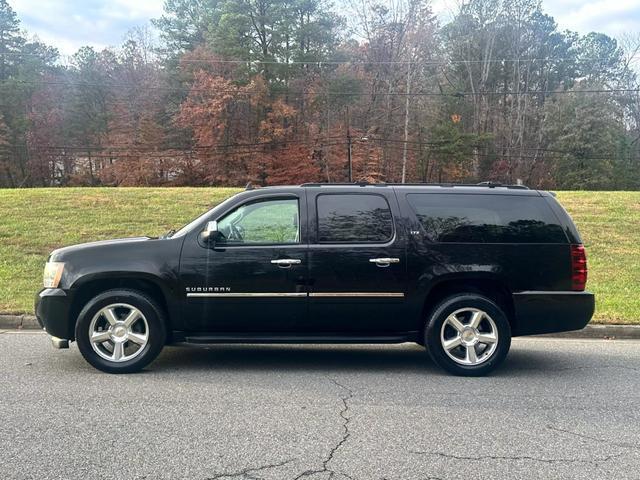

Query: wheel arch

[420,275,515,337]
[68,273,172,341]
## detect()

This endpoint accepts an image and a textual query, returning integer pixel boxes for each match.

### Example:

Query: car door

[306,188,409,333]
[179,192,308,332]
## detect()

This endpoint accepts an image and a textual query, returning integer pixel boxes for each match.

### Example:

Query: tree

[344,0,437,181]
[152,0,221,54]
[212,0,342,84]
[63,47,115,183]
[0,0,24,81]
[176,70,248,183]
[577,33,625,86]
[543,85,626,189]
[256,98,321,184]
[27,79,72,185]
[0,0,638,189]
[0,112,12,184]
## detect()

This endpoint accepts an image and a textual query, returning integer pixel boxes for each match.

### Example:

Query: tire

[75,289,166,374]
[425,293,511,376]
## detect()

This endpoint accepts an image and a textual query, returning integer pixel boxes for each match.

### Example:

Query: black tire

[75,289,166,374]
[425,293,511,376]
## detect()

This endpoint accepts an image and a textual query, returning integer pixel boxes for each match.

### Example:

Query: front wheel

[425,294,511,376]
[75,289,166,373]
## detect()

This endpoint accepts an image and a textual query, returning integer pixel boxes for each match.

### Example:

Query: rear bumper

[35,288,74,340]
[511,291,595,336]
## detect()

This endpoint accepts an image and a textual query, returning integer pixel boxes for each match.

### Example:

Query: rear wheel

[425,294,511,376]
[75,289,166,373]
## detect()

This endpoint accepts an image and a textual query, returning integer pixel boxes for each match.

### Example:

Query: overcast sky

[9,0,640,56]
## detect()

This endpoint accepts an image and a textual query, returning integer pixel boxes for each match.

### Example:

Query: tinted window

[218,198,299,244]
[406,193,566,243]
[317,194,393,243]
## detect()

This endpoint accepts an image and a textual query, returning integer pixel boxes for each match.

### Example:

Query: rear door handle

[271,258,302,268]
[369,257,400,267]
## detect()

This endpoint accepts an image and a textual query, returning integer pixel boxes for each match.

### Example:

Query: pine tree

[0,0,23,81]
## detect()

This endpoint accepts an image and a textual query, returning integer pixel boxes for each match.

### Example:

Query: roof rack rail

[300,181,381,187]
[299,181,529,190]
[474,181,529,189]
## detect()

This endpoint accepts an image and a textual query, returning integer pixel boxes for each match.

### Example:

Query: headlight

[43,262,65,288]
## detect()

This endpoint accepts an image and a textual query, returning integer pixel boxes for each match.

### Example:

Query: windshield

[170,193,241,238]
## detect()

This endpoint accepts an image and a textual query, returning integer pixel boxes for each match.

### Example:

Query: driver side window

[217,198,300,245]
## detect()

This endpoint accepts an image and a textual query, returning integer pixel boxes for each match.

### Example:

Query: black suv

[36,183,594,376]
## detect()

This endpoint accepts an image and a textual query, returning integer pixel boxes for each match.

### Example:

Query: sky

[8,0,640,56]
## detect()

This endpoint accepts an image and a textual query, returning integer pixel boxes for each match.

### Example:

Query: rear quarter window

[406,193,567,243]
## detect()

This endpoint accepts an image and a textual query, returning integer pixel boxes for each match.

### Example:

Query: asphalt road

[1,331,639,480]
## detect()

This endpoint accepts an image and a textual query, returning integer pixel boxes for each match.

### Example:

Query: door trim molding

[310,292,405,298]
[186,292,405,298]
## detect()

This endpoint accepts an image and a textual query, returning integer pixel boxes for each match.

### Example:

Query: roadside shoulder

[535,324,640,340]
[0,314,40,330]
[1,313,638,339]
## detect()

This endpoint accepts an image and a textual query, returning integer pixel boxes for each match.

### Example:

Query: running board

[172,332,421,345]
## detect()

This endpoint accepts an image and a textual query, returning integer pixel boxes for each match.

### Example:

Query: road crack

[553,365,640,372]
[381,477,444,480]
[293,378,355,480]
[409,450,623,466]
[547,424,640,451]
[207,459,294,479]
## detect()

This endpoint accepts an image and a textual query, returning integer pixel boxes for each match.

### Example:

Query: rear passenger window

[406,194,566,243]
[317,194,393,243]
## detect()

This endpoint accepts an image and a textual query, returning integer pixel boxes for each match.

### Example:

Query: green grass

[0,188,241,314]
[0,188,638,324]
[555,192,640,324]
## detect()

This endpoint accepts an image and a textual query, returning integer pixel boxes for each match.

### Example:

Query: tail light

[570,244,587,291]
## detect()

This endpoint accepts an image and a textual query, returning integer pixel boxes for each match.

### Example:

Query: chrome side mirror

[204,220,218,236]
[201,220,220,245]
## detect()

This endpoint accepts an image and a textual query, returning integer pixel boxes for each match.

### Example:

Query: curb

[536,324,640,340]
[0,314,40,330]
[1,314,639,339]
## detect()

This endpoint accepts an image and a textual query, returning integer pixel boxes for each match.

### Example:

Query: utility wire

[21,142,347,159]
[7,79,640,96]
[366,137,638,157]
[3,50,640,66]
[12,133,640,161]
[377,143,640,161]
[23,141,640,162]
[9,136,346,151]
[174,56,640,66]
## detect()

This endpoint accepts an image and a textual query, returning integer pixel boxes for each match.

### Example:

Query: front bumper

[35,288,74,340]
[511,291,595,336]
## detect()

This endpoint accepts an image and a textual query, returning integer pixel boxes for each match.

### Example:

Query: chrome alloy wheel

[89,303,149,363]
[440,307,499,366]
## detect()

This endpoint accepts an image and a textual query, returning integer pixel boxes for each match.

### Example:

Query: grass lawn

[555,191,640,325]
[0,188,638,324]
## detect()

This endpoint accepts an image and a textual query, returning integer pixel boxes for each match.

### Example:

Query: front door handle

[369,257,400,267]
[271,258,302,268]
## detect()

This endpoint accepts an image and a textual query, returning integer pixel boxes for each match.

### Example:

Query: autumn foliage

[1,0,640,189]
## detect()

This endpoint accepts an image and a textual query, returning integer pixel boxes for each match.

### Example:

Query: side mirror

[200,220,221,245]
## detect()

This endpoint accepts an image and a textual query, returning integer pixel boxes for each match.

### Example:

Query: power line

[11,136,346,152]
[22,140,640,163]
[174,55,640,66]
[8,79,640,97]
[17,141,347,159]
[3,50,640,66]
[12,132,640,161]
[367,137,635,158]
[376,142,640,161]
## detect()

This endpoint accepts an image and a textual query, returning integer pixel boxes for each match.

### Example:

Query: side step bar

[173,332,421,345]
